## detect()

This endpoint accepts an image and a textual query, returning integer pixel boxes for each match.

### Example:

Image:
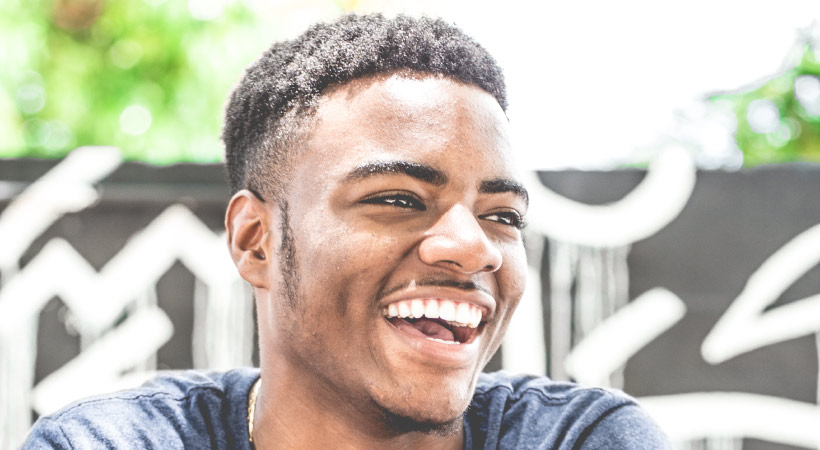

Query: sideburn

[278,201,301,308]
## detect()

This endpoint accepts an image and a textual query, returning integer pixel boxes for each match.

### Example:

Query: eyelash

[360,192,427,210]
[480,211,527,230]
[361,193,526,230]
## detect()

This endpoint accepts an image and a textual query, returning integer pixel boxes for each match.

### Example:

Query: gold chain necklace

[247,378,261,445]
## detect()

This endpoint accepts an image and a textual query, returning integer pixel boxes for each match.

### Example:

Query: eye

[360,192,426,211]
[480,210,526,229]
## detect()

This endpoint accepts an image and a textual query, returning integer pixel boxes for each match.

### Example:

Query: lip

[381,315,482,367]
[377,284,496,321]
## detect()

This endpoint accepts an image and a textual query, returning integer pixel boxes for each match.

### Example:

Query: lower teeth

[426,337,460,345]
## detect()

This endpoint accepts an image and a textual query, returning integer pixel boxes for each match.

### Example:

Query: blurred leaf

[0,0,281,164]
[710,41,820,166]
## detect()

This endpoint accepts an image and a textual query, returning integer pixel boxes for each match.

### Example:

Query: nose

[418,204,503,274]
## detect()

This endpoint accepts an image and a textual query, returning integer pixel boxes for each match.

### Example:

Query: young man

[24,14,670,449]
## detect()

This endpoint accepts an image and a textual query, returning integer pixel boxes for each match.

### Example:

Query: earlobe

[225,190,272,289]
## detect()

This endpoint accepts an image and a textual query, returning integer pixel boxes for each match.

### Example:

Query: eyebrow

[344,159,528,205]
[480,178,529,205]
[344,160,447,186]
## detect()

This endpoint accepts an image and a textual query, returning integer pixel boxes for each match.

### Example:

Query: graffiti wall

[1,147,819,449]
[0,148,255,449]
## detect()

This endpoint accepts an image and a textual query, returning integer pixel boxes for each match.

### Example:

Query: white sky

[247,0,820,168]
[453,0,820,168]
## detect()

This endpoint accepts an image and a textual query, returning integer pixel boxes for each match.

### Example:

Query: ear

[225,190,272,289]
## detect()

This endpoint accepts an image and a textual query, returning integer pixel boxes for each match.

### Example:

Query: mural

[517,153,820,450]
[0,148,254,449]
[1,147,819,449]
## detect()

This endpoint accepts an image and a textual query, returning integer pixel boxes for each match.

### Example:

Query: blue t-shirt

[23,368,671,449]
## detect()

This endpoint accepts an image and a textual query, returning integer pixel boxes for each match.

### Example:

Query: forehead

[297,72,515,180]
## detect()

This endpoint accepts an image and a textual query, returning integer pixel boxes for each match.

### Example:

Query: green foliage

[11,2,816,167]
[710,44,820,166]
[0,0,275,164]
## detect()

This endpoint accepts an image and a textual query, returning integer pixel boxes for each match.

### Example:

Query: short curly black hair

[222,13,507,200]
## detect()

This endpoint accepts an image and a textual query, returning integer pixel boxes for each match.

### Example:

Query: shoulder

[473,370,631,408]
[466,371,671,449]
[23,368,260,450]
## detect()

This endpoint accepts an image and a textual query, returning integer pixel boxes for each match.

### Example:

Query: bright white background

[202,0,820,169]
[448,0,820,169]
[243,0,820,169]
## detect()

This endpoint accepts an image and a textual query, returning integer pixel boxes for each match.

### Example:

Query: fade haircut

[222,13,507,201]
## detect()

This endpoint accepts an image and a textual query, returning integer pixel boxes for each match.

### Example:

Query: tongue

[391,318,456,342]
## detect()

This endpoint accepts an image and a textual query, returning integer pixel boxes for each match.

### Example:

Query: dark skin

[226,72,528,449]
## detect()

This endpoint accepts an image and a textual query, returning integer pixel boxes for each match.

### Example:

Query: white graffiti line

[0,238,99,332]
[100,204,237,327]
[502,263,547,376]
[193,280,255,370]
[523,144,696,248]
[31,306,173,416]
[563,288,686,387]
[546,240,576,381]
[701,222,820,364]
[0,205,236,335]
[0,147,121,273]
[639,392,820,449]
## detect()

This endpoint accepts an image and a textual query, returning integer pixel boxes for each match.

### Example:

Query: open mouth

[382,299,483,345]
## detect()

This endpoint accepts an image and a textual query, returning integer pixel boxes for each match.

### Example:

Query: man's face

[263,72,527,430]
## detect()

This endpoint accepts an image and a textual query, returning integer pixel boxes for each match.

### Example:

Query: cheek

[299,228,406,308]
[482,244,527,346]
[304,227,404,272]
[339,232,407,295]
[500,244,528,300]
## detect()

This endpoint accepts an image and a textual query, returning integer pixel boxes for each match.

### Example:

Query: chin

[378,403,464,437]
[372,378,473,435]
[382,410,463,437]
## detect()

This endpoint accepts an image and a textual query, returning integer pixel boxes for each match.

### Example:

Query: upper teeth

[383,299,483,328]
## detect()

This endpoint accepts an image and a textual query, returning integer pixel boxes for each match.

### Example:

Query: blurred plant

[709,25,820,166]
[0,0,327,163]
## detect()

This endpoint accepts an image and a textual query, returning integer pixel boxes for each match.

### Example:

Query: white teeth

[438,300,456,322]
[383,299,484,329]
[410,299,425,318]
[470,308,482,328]
[424,300,439,319]
[426,337,460,345]
[398,301,411,318]
[455,303,471,326]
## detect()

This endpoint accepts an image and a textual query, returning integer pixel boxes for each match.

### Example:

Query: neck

[252,364,464,450]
